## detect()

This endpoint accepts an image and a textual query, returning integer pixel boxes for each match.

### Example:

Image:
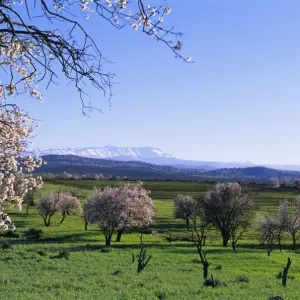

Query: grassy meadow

[1,180,300,299]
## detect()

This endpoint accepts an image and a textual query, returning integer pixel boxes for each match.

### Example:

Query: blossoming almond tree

[85,182,154,245]
[0,104,43,228]
[36,192,80,226]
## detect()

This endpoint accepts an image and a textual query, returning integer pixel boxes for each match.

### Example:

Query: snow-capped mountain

[30,146,173,161]
[28,146,254,170]
[26,146,300,172]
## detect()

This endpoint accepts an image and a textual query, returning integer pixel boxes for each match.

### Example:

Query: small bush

[268,297,284,300]
[2,231,20,239]
[23,228,44,240]
[204,278,222,288]
[50,249,70,260]
[155,291,167,300]
[214,265,222,270]
[275,272,294,280]
[100,247,112,253]
[235,275,249,283]
[1,241,12,250]
[37,250,47,256]
[112,270,121,276]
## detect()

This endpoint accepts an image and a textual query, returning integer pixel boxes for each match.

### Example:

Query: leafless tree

[191,197,209,279]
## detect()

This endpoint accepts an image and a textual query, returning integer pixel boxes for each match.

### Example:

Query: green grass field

[1,180,300,299]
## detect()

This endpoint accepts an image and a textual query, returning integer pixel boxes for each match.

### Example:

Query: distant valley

[34,154,300,183]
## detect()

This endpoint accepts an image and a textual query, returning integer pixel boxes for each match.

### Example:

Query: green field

[1,180,300,299]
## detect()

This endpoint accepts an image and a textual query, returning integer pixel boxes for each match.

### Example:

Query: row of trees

[35,182,154,246]
[38,172,128,181]
[258,197,300,252]
[267,177,300,189]
[175,183,300,252]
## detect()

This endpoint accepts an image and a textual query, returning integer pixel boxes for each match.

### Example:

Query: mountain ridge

[28,146,254,170]
[28,146,300,171]
[34,155,300,183]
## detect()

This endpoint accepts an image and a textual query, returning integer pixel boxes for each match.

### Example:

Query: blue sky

[12,0,300,164]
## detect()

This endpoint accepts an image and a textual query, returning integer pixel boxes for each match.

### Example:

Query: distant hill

[28,146,254,170]
[34,155,300,182]
[206,166,300,181]
[28,146,300,171]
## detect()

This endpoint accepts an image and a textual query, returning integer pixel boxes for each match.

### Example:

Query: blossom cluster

[0,103,43,227]
[86,181,155,230]
[51,0,192,62]
[0,34,43,101]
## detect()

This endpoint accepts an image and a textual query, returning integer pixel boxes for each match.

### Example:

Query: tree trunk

[292,233,296,250]
[25,203,30,217]
[60,212,66,224]
[231,241,236,251]
[198,247,209,279]
[222,235,229,247]
[84,221,88,231]
[282,257,292,287]
[115,228,125,242]
[278,237,282,252]
[210,274,216,288]
[186,218,190,231]
[46,215,53,227]
[105,238,111,246]
[203,263,208,279]
[203,235,206,246]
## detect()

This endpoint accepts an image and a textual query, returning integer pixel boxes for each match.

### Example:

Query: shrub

[204,277,222,287]
[100,247,112,253]
[2,231,20,239]
[23,228,44,240]
[1,241,12,250]
[276,271,294,280]
[112,270,121,276]
[37,250,47,256]
[235,275,249,283]
[57,249,70,260]
[51,249,70,260]
[214,265,222,270]
[155,291,168,300]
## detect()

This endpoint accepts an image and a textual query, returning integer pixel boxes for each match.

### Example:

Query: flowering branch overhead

[0,0,192,111]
